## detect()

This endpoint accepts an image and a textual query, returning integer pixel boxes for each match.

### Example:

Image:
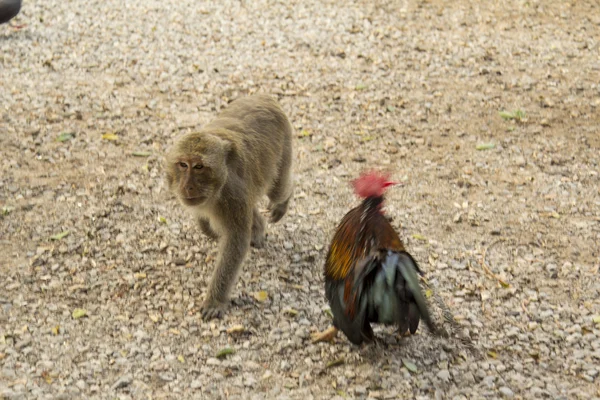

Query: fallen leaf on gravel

[425,289,433,298]
[41,371,53,384]
[49,230,70,241]
[355,83,367,90]
[149,314,160,323]
[132,151,152,157]
[216,347,235,359]
[298,130,311,138]
[253,291,268,302]
[499,109,526,122]
[177,355,185,363]
[226,325,245,334]
[102,133,118,141]
[411,233,427,241]
[487,350,498,359]
[592,316,600,325]
[476,143,495,150]
[402,358,418,373]
[134,272,146,280]
[283,308,298,316]
[57,132,74,142]
[51,325,60,335]
[325,358,344,369]
[72,308,87,319]
[158,216,167,224]
[169,329,181,335]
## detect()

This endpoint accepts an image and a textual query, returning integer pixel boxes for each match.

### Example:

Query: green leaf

[216,347,235,359]
[402,358,418,373]
[412,233,427,241]
[499,109,526,121]
[132,151,152,157]
[476,142,495,151]
[158,216,167,224]
[592,315,600,324]
[72,308,88,319]
[355,83,367,90]
[49,230,70,241]
[57,132,74,142]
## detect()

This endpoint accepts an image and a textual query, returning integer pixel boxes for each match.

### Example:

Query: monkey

[164,94,294,320]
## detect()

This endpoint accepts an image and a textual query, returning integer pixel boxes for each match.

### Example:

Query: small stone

[437,369,451,382]
[111,374,133,390]
[16,339,32,350]
[453,212,462,223]
[499,386,514,398]
[354,386,367,395]
[191,380,202,389]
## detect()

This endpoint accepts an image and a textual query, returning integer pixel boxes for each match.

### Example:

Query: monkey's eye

[193,164,204,170]
[177,162,188,169]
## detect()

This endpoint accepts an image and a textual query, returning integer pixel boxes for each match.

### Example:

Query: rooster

[312,171,438,345]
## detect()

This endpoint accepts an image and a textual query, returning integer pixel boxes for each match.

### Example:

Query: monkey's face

[165,133,230,207]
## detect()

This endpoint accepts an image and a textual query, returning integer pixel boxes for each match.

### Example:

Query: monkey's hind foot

[200,299,228,320]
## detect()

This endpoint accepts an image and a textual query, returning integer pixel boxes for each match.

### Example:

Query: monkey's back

[204,94,293,199]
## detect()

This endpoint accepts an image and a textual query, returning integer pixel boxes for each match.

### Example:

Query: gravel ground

[1,0,600,399]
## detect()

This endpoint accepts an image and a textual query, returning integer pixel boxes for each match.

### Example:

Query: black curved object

[0,0,21,25]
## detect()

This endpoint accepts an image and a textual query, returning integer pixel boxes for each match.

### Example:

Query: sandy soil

[1,0,599,399]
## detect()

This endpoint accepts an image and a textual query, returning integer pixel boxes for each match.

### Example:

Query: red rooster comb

[352,171,399,199]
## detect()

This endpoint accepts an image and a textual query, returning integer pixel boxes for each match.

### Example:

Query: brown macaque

[165,94,294,319]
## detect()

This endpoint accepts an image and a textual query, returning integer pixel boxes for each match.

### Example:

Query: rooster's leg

[311,326,338,343]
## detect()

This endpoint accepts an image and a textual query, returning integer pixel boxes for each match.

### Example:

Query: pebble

[437,370,451,382]
[499,387,515,398]
[111,375,133,390]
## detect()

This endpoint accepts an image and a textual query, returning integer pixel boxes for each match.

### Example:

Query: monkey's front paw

[200,299,227,320]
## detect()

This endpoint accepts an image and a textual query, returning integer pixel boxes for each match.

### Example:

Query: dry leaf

[254,291,268,302]
[72,308,87,319]
[326,358,344,369]
[411,233,427,241]
[226,325,245,334]
[102,133,118,141]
